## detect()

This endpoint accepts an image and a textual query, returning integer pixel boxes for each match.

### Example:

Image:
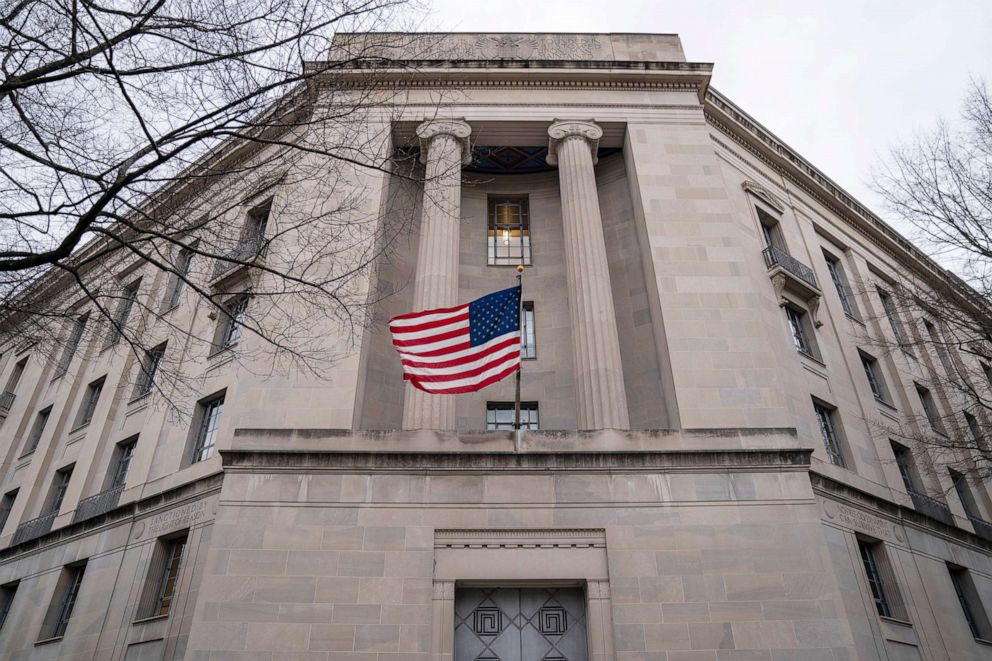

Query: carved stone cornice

[415,118,472,165]
[546,119,602,166]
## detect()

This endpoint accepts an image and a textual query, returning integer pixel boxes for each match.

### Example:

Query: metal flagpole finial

[516,264,524,273]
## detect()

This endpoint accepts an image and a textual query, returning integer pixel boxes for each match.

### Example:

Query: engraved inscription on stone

[146,501,207,537]
[827,501,895,541]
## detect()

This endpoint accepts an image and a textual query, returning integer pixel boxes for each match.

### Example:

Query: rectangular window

[105,281,139,348]
[24,406,51,454]
[858,540,901,619]
[878,288,907,346]
[40,562,86,640]
[950,469,981,520]
[151,534,187,617]
[215,295,249,351]
[247,199,272,242]
[757,208,785,251]
[949,565,992,639]
[190,393,224,463]
[110,439,136,490]
[55,315,87,377]
[521,302,536,359]
[0,582,17,631]
[133,344,165,399]
[814,401,846,467]
[4,356,26,395]
[75,377,105,428]
[785,306,814,356]
[860,351,887,401]
[824,251,856,317]
[487,197,531,266]
[890,441,918,493]
[47,465,73,516]
[165,248,195,310]
[965,412,988,452]
[924,320,955,376]
[915,383,944,434]
[0,489,17,531]
[486,402,539,430]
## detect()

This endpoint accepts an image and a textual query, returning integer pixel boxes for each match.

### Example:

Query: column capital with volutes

[416,118,473,165]
[546,119,602,166]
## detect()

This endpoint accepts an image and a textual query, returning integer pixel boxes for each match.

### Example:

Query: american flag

[389,286,521,394]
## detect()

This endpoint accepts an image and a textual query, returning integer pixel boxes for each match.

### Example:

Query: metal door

[454,587,588,661]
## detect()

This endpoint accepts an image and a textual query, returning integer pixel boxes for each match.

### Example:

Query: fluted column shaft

[402,119,471,430]
[548,120,630,429]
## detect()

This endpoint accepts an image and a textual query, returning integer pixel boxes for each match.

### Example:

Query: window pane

[521,304,536,359]
[192,396,224,463]
[859,541,891,617]
[488,198,531,266]
[486,403,539,430]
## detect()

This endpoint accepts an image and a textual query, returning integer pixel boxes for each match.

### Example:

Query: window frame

[74,376,105,429]
[104,280,140,348]
[165,247,195,311]
[133,344,166,400]
[785,305,816,358]
[950,469,981,521]
[890,441,919,494]
[857,539,907,621]
[4,356,27,395]
[813,400,846,468]
[948,564,992,640]
[189,392,225,464]
[823,250,857,318]
[756,207,786,252]
[55,314,88,378]
[915,383,945,435]
[214,294,249,352]
[46,465,74,516]
[138,531,189,620]
[877,287,908,347]
[487,196,532,266]
[0,489,17,532]
[485,401,539,431]
[521,301,536,360]
[859,351,889,403]
[24,405,52,455]
[0,581,18,632]
[40,562,86,641]
[109,438,137,491]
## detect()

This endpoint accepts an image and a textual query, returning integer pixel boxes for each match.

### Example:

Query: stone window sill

[133,614,169,626]
[845,313,865,326]
[879,616,913,627]
[976,637,992,647]
[35,636,63,646]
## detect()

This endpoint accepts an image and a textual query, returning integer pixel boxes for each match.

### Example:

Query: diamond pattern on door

[454,587,588,661]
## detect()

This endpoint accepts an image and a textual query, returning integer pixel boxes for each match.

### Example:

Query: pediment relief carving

[742,179,786,214]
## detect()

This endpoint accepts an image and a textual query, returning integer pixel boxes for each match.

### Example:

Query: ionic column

[547,119,630,429]
[402,119,472,430]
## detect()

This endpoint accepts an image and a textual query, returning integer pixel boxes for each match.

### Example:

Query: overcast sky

[425,0,992,238]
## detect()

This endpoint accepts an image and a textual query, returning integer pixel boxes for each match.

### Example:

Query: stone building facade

[0,31,990,661]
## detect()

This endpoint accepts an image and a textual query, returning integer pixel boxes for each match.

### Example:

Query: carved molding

[771,272,823,327]
[415,118,472,165]
[435,528,606,549]
[546,119,603,166]
[741,179,786,214]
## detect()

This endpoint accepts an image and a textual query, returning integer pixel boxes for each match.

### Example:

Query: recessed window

[214,294,249,351]
[105,280,140,348]
[785,306,816,357]
[0,489,17,531]
[950,469,981,521]
[24,406,52,455]
[965,412,988,452]
[487,197,531,266]
[890,441,919,494]
[813,401,846,468]
[858,540,905,619]
[46,465,74,517]
[486,402,539,430]
[923,320,955,376]
[189,392,224,463]
[55,315,88,377]
[133,344,166,400]
[165,248,196,311]
[75,377,105,428]
[877,288,907,347]
[949,565,992,639]
[521,302,536,359]
[4,356,27,398]
[138,532,188,619]
[824,251,857,317]
[109,438,136,491]
[39,562,86,640]
[246,199,272,243]
[0,581,18,631]
[757,208,785,252]
[915,383,944,434]
[859,351,888,402]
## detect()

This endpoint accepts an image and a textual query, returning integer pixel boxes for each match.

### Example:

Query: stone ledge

[219,447,812,473]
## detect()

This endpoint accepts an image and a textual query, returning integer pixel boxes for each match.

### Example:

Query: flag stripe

[402,342,521,378]
[399,334,520,368]
[388,312,470,335]
[408,360,521,394]
[389,304,468,327]
[391,325,470,348]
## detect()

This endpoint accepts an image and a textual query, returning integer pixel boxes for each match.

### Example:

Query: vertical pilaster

[547,120,630,430]
[402,119,471,430]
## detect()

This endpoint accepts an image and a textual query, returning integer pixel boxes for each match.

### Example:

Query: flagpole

[514,263,524,431]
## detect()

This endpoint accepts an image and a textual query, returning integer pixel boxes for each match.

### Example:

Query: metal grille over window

[486,402,539,430]
[191,395,224,463]
[814,403,845,467]
[454,587,587,661]
[488,198,531,266]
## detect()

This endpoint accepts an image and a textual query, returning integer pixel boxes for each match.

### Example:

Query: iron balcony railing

[11,511,57,545]
[762,245,819,290]
[0,391,13,413]
[73,485,124,523]
[908,489,954,526]
[211,237,263,280]
[968,515,992,543]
